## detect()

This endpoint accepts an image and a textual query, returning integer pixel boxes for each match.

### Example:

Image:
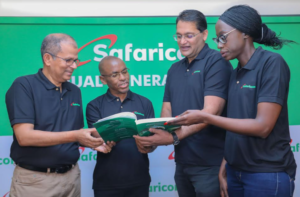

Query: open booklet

[93,112,181,142]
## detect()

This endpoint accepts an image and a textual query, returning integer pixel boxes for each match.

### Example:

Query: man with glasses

[86,56,155,197]
[134,10,232,197]
[5,33,104,197]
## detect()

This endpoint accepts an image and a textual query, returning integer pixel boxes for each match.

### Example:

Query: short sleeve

[86,101,102,128]
[5,77,35,127]
[204,58,232,99]
[258,55,289,105]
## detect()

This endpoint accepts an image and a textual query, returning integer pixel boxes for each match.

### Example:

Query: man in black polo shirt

[86,56,154,197]
[134,10,232,197]
[5,33,103,197]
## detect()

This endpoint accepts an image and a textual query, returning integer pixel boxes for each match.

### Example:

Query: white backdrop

[0,126,299,197]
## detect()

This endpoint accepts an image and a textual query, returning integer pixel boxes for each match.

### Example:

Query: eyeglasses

[212,29,236,45]
[46,52,80,66]
[101,68,130,79]
[173,32,200,41]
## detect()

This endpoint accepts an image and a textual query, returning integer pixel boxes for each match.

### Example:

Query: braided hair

[219,5,295,50]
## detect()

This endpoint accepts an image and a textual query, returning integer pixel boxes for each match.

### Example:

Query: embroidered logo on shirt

[192,70,201,75]
[241,84,256,89]
[71,102,81,106]
[133,111,144,116]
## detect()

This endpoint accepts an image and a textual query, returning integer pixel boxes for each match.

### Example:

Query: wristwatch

[171,132,180,145]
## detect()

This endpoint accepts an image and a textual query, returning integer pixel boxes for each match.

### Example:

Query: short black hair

[176,10,207,32]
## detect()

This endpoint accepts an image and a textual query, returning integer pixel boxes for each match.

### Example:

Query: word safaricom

[78,34,184,67]
[149,182,177,193]
[0,157,14,165]
[291,143,299,152]
[78,147,97,162]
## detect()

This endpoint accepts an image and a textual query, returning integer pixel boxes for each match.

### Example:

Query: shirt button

[187,69,189,72]
[56,88,59,91]
[121,106,123,108]
[117,99,119,101]
[237,81,239,84]
[61,98,63,100]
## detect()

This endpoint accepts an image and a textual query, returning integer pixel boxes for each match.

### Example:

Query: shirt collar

[237,47,263,71]
[184,43,210,66]
[36,68,71,91]
[105,89,134,102]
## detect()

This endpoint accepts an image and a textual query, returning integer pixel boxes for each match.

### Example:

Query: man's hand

[135,138,157,153]
[94,141,116,153]
[167,110,208,126]
[133,128,173,147]
[75,128,103,148]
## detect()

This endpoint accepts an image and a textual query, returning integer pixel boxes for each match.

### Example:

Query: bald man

[86,56,155,197]
[5,33,104,197]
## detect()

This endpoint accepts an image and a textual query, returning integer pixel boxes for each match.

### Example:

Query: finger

[224,189,229,197]
[106,141,115,148]
[220,190,225,197]
[149,128,165,134]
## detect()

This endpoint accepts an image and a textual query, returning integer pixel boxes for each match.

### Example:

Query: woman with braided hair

[166,5,296,197]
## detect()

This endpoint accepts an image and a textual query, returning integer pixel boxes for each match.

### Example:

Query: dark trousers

[94,184,149,197]
[226,164,295,197]
[174,163,221,197]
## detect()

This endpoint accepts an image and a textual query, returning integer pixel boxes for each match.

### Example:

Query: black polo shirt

[5,68,84,168]
[225,47,297,178]
[163,44,232,166]
[86,90,154,190]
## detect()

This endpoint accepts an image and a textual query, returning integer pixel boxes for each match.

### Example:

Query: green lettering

[162,185,167,192]
[81,154,88,161]
[158,182,161,192]
[149,186,152,192]
[93,154,97,160]
[0,158,2,165]
[168,185,174,191]
[154,186,158,192]
[291,146,295,152]
[3,158,10,165]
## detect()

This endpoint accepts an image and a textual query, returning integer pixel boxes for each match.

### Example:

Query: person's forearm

[16,129,78,147]
[204,114,271,138]
[176,123,208,140]
[219,158,227,177]
[161,109,172,117]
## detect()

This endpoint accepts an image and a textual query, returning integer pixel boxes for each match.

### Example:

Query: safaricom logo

[70,34,181,88]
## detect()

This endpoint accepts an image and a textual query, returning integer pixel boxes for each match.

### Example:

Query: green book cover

[93,112,180,142]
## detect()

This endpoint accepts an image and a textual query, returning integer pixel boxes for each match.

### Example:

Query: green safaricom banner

[0,16,300,197]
